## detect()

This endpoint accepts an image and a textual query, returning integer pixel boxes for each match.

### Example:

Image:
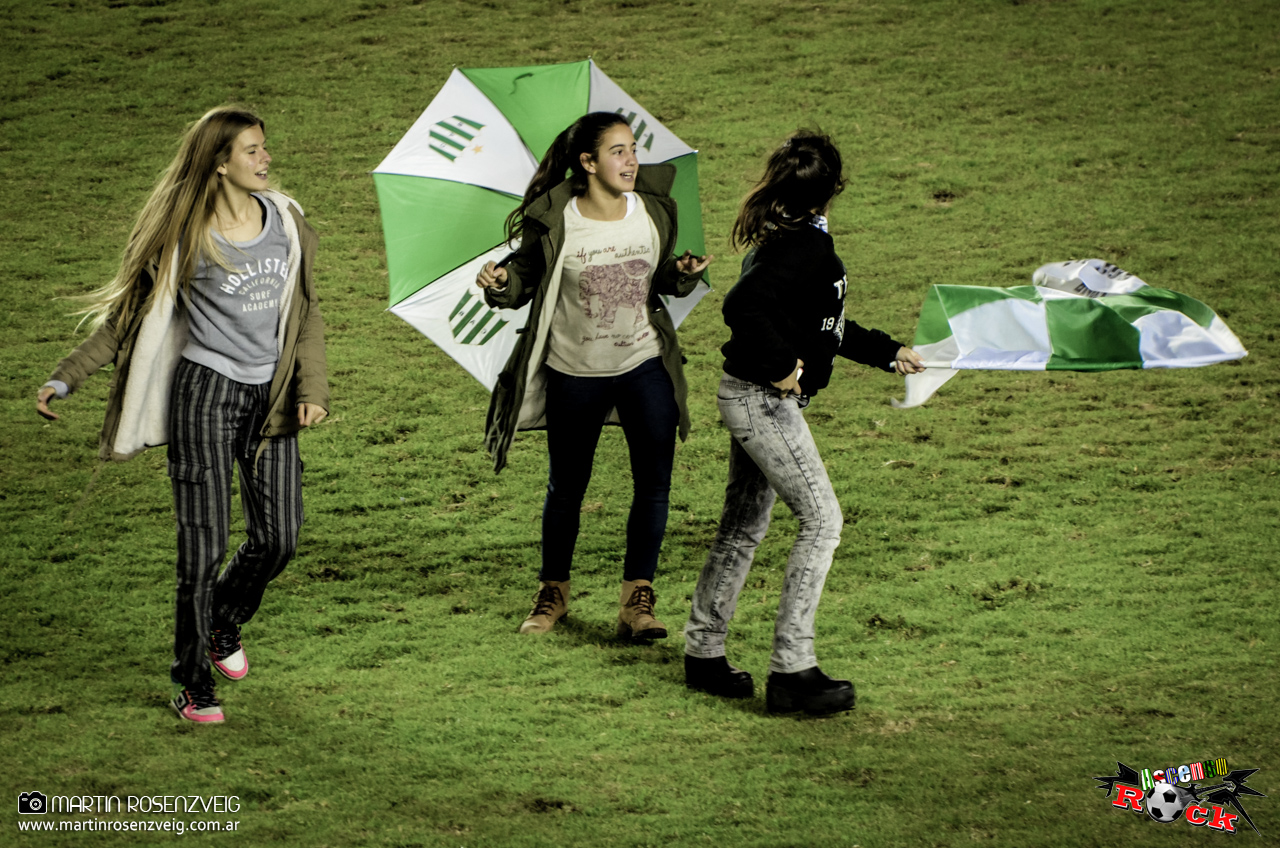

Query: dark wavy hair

[503,111,631,244]
[731,130,847,250]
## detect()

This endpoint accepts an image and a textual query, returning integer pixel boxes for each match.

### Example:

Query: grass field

[2,0,1277,846]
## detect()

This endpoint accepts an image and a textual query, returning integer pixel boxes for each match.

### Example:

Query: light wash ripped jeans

[684,373,843,674]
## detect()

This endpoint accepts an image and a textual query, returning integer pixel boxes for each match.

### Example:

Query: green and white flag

[373,60,708,391]
[894,260,1247,408]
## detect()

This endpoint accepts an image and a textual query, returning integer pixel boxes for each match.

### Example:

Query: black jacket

[720,224,903,397]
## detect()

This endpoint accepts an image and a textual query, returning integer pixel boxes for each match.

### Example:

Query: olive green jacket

[482,164,703,473]
[49,191,329,462]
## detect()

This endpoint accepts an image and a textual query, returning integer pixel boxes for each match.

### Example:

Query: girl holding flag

[475,112,710,640]
[683,130,924,715]
[37,106,329,723]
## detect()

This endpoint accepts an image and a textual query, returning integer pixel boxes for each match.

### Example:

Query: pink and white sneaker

[210,625,248,681]
[171,682,225,723]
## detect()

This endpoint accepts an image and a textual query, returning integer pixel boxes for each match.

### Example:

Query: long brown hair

[503,111,631,244]
[731,130,847,250]
[74,106,266,330]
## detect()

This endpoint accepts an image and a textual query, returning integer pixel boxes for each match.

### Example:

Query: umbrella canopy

[373,59,710,390]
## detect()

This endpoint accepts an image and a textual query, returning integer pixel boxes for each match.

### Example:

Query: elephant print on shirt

[579,259,651,329]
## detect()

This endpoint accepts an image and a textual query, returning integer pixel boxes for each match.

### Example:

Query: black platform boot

[685,655,754,699]
[766,667,855,715]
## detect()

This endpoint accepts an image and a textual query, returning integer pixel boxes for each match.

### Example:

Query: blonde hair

[75,106,266,330]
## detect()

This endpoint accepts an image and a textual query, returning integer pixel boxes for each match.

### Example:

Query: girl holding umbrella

[37,106,329,723]
[476,112,710,640]
[683,130,924,714]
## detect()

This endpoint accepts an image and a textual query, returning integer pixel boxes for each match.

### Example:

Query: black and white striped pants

[168,359,303,689]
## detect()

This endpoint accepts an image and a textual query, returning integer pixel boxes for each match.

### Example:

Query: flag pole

[891,361,955,370]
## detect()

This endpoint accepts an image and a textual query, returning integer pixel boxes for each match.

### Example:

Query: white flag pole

[888,361,955,370]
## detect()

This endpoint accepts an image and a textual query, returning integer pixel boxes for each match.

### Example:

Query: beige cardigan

[49,191,329,461]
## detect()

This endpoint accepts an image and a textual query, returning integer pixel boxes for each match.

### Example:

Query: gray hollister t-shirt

[182,195,290,384]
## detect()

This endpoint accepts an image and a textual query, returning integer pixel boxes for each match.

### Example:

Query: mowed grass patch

[3,0,1277,846]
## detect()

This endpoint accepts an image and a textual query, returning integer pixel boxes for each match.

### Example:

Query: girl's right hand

[892,346,926,375]
[36,386,59,420]
[476,262,508,290]
[676,250,714,276]
[771,358,805,397]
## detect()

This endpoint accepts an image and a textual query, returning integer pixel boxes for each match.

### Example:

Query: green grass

[2,0,1278,845]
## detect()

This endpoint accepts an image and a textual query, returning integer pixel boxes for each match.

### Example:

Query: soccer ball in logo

[1145,782,1187,822]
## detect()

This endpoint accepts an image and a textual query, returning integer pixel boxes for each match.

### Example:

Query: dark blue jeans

[541,356,679,583]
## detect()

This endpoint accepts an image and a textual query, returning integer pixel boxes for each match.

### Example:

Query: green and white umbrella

[894,259,1247,408]
[373,59,709,390]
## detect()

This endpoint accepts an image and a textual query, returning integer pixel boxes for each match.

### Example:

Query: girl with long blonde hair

[37,106,330,723]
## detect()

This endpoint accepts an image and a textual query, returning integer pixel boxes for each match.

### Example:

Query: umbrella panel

[374,173,519,307]
[462,63,591,161]
[389,244,527,391]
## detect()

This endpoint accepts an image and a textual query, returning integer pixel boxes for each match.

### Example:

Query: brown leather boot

[517,580,569,634]
[617,579,667,641]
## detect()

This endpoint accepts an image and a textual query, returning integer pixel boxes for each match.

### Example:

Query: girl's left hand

[298,403,328,427]
[892,347,926,375]
[675,250,713,276]
[36,386,59,421]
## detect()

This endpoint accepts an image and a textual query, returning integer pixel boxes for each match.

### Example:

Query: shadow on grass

[553,614,681,659]
[548,616,849,720]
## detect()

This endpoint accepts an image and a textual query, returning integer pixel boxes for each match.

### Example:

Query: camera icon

[19,791,48,814]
